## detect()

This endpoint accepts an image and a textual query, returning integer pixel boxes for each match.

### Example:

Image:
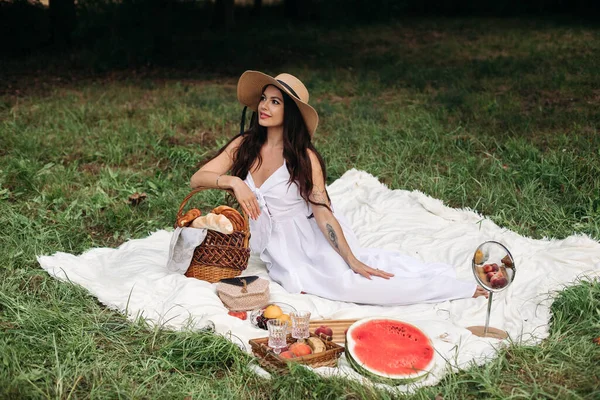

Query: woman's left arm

[308,151,394,280]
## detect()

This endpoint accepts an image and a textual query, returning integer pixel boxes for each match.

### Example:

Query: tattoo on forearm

[326,224,339,250]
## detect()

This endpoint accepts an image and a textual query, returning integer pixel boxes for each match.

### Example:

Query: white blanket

[38,169,600,391]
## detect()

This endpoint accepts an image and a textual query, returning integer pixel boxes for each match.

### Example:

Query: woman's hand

[231,179,261,220]
[348,258,395,280]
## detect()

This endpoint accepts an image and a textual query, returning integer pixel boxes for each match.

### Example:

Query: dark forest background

[1,0,598,76]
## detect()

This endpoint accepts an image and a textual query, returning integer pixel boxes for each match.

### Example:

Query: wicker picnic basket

[249,333,345,374]
[176,187,251,283]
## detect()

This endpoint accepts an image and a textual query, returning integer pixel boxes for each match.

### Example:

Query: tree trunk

[151,0,173,61]
[252,0,262,16]
[212,0,235,30]
[49,0,76,49]
[284,0,313,20]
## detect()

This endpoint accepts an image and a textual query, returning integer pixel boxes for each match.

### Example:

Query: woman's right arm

[190,136,241,189]
[307,151,394,280]
[189,136,261,220]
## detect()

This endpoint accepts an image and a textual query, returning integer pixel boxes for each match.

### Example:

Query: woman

[191,70,487,304]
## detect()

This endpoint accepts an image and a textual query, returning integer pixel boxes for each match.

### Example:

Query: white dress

[245,162,476,305]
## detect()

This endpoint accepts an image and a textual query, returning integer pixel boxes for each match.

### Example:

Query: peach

[491,276,508,288]
[279,351,296,360]
[263,304,283,319]
[277,313,292,327]
[289,342,312,357]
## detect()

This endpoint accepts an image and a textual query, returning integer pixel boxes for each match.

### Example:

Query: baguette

[190,213,234,234]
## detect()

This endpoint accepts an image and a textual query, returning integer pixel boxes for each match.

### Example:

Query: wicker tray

[249,333,345,374]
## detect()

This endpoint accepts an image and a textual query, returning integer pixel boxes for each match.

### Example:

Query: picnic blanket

[37,169,600,391]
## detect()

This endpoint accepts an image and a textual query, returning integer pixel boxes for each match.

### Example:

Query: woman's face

[258,85,284,129]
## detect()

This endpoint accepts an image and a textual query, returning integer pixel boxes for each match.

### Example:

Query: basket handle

[176,186,250,231]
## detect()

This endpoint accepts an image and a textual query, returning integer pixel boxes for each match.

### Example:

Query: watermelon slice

[345,318,435,384]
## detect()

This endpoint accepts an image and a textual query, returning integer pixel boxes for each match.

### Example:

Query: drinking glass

[291,310,311,343]
[267,319,288,355]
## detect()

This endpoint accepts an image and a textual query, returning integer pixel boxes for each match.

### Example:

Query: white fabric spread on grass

[38,169,600,392]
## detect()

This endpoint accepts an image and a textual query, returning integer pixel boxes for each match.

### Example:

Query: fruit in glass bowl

[250,302,297,330]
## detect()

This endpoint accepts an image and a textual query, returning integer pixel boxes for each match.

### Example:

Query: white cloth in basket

[166,227,207,274]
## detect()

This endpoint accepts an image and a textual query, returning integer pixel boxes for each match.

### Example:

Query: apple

[486,271,496,281]
[315,325,333,341]
[490,263,500,272]
[228,311,247,320]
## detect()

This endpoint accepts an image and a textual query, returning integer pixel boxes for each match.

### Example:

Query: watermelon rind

[345,317,435,385]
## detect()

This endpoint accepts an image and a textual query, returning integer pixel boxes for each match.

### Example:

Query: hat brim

[237,70,319,137]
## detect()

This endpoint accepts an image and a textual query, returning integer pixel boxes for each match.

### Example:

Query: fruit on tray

[345,318,435,384]
[252,303,296,330]
[277,313,292,327]
[289,342,312,357]
[255,315,268,330]
[306,337,326,353]
[227,310,247,320]
[255,305,282,330]
[314,325,333,341]
[279,351,296,360]
[263,304,283,319]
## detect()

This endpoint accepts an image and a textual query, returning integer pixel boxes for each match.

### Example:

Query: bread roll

[190,213,234,234]
[211,205,245,231]
[212,205,236,214]
[177,208,201,227]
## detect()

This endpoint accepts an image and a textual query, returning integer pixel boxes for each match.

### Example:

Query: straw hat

[237,70,319,136]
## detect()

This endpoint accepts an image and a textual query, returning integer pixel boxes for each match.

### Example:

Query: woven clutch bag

[176,187,251,283]
[216,277,270,311]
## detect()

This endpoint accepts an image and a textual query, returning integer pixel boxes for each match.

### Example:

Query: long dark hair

[206,85,330,209]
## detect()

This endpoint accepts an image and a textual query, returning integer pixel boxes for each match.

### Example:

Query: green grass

[2,17,600,399]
